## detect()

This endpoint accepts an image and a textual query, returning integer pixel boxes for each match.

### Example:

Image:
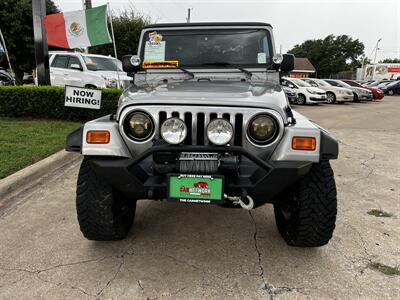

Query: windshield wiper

[200,62,253,78]
[177,67,195,79]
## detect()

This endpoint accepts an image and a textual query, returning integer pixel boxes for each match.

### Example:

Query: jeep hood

[118,80,289,122]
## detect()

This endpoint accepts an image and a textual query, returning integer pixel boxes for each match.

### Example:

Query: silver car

[66,22,339,248]
[324,79,373,101]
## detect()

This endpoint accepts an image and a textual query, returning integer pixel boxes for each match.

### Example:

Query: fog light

[207,118,233,145]
[161,118,187,144]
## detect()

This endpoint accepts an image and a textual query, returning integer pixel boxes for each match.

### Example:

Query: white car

[48,51,132,89]
[281,77,327,105]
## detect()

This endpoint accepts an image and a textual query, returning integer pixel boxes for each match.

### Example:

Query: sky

[53,0,400,62]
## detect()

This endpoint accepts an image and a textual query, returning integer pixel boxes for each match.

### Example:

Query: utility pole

[83,0,92,9]
[32,0,50,85]
[186,8,193,23]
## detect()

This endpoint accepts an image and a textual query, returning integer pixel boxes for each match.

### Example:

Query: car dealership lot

[0,98,399,299]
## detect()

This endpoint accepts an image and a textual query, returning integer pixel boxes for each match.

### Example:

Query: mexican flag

[43,5,111,49]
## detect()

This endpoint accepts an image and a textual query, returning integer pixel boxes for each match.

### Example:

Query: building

[289,58,316,78]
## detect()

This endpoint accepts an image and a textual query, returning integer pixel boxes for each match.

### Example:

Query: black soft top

[143,22,272,29]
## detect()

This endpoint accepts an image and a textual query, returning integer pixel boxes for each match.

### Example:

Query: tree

[379,58,400,63]
[288,35,365,78]
[0,0,58,83]
[90,9,151,59]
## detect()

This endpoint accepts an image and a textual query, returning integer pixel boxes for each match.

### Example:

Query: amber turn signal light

[292,136,316,151]
[86,131,110,144]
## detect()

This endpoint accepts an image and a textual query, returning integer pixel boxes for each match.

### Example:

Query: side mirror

[281,54,295,72]
[122,55,141,74]
[70,64,83,71]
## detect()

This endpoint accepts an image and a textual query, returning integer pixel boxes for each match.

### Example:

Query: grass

[368,262,400,276]
[0,118,80,179]
[367,209,393,218]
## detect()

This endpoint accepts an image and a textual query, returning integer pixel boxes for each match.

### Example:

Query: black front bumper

[88,145,313,208]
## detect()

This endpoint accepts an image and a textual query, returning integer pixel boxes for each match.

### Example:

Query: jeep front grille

[158,111,243,146]
[119,105,285,156]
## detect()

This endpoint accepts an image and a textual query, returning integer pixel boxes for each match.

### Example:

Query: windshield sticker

[257,53,267,64]
[143,61,179,69]
[148,31,163,44]
[144,41,166,62]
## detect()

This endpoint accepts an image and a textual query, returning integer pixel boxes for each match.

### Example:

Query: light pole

[373,38,382,64]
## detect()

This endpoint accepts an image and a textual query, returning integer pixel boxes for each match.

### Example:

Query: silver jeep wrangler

[66,22,339,247]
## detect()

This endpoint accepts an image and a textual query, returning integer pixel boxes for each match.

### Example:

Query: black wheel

[76,157,136,241]
[326,92,336,104]
[297,94,306,105]
[274,161,337,247]
[388,90,394,96]
[353,93,360,102]
[85,84,97,89]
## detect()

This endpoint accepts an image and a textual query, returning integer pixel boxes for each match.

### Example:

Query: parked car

[301,78,353,104]
[342,79,384,100]
[282,86,297,103]
[324,79,373,101]
[66,22,339,247]
[48,51,132,89]
[0,69,15,86]
[380,80,400,95]
[281,77,327,105]
[365,80,392,88]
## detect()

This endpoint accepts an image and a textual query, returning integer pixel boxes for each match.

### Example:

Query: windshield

[141,28,273,68]
[344,80,361,87]
[83,56,122,71]
[291,78,311,87]
[385,80,399,87]
[314,79,330,87]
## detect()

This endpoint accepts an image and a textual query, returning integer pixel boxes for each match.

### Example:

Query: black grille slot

[158,111,167,137]
[184,112,192,145]
[222,113,230,121]
[172,111,179,118]
[234,114,243,146]
[197,113,205,145]
[210,113,217,120]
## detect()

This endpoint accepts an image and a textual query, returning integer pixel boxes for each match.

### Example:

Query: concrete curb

[0,150,79,199]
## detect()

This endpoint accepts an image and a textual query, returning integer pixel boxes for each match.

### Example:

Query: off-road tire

[297,94,306,105]
[353,93,360,102]
[274,161,337,247]
[76,157,136,241]
[326,92,336,104]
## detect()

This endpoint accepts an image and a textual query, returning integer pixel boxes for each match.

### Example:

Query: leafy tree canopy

[379,58,400,63]
[0,0,58,83]
[288,34,365,78]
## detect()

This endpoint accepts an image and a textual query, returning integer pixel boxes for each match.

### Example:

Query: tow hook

[238,195,254,210]
[224,191,254,210]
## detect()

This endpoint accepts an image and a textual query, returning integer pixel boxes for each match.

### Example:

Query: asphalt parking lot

[0,97,399,299]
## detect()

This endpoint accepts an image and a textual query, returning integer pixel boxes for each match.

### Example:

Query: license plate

[168,174,224,204]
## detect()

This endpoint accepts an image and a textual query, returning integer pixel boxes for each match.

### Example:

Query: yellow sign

[143,61,179,69]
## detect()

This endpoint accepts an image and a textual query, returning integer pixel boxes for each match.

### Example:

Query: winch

[178,152,219,174]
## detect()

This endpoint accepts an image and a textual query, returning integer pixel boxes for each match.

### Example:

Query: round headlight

[161,118,187,144]
[248,114,278,144]
[125,111,154,141]
[207,118,234,145]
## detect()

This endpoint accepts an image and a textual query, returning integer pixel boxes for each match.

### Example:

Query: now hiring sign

[65,86,102,110]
